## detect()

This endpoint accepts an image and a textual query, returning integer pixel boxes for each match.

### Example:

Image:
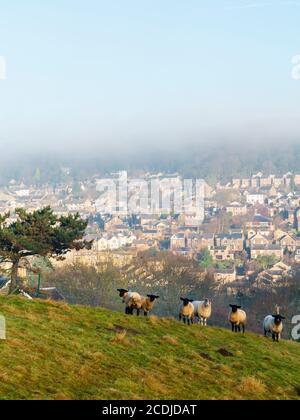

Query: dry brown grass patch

[148,315,159,325]
[111,330,130,346]
[238,376,266,395]
[142,372,169,395]
[162,335,178,346]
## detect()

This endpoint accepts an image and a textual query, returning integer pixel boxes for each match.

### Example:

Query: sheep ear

[180,297,184,301]
[155,296,160,299]
[189,299,194,302]
[147,295,151,298]
[229,305,233,308]
[237,306,241,309]
[281,316,285,320]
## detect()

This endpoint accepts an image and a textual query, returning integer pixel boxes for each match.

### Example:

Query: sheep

[229,304,247,333]
[140,294,160,316]
[127,293,143,315]
[263,314,285,342]
[179,298,194,325]
[192,299,212,326]
[117,289,142,315]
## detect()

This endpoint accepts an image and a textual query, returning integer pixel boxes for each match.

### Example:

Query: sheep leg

[272,333,276,342]
[204,319,207,326]
[136,308,140,316]
[144,311,148,317]
[179,314,182,322]
[183,317,186,325]
[231,323,235,332]
[242,324,245,334]
[264,329,267,337]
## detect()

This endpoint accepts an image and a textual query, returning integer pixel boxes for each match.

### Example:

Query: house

[211,246,235,261]
[186,233,201,249]
[250,244,283,259]
[94,233,136,251]
[248,233,270,247]
[246,193,265,205]
[170,234,186,250]
[214,267,236,284]
[226,202,248,217]
[257,262,291,284]
[260,177,273,187]
[187,233,214,250]
[247,214,273,230]
[215,233,244,252]
[279,234,298,252]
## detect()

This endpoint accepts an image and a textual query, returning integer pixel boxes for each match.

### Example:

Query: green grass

[0,296,299,400]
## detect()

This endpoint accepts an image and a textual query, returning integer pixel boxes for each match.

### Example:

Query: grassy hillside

[0,297,299,400]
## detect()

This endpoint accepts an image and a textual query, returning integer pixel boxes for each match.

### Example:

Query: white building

[246,193,265,205]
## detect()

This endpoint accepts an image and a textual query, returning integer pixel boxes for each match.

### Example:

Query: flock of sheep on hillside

[117,289,286,342]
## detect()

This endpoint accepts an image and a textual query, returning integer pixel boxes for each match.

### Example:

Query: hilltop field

[0,297,299,400]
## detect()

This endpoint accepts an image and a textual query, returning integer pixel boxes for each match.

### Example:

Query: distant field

[0,297,299,400]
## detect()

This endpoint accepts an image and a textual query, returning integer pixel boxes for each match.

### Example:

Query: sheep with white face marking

[117,289,142,315]
[192,299,212,326]
[229,304,247,333]
[263,314,285,342]
[140,294,160,316]
[179,298,194,325]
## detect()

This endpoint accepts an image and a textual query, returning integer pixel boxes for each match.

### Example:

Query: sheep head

[147,294,160,302]
[204,298,212,307]
[180,297,194,306]
[272,314,285,326]
[229,304,241,313]
[117,288,128,298]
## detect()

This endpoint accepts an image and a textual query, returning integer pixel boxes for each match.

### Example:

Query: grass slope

[0,297,299,400]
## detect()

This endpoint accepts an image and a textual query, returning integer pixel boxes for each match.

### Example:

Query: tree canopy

[0,206,91,293]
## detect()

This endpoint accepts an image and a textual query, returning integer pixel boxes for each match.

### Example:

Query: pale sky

[0,0,299,157]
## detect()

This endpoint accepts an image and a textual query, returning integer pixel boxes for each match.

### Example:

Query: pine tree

[0,207,92,294]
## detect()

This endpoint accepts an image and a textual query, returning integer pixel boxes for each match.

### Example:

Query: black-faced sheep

[229,304,247,333]
[117,289,142,315]
[140,294,160,316]
[192,299,212,326]
[263,314,285,342]
[179,298,194,325]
